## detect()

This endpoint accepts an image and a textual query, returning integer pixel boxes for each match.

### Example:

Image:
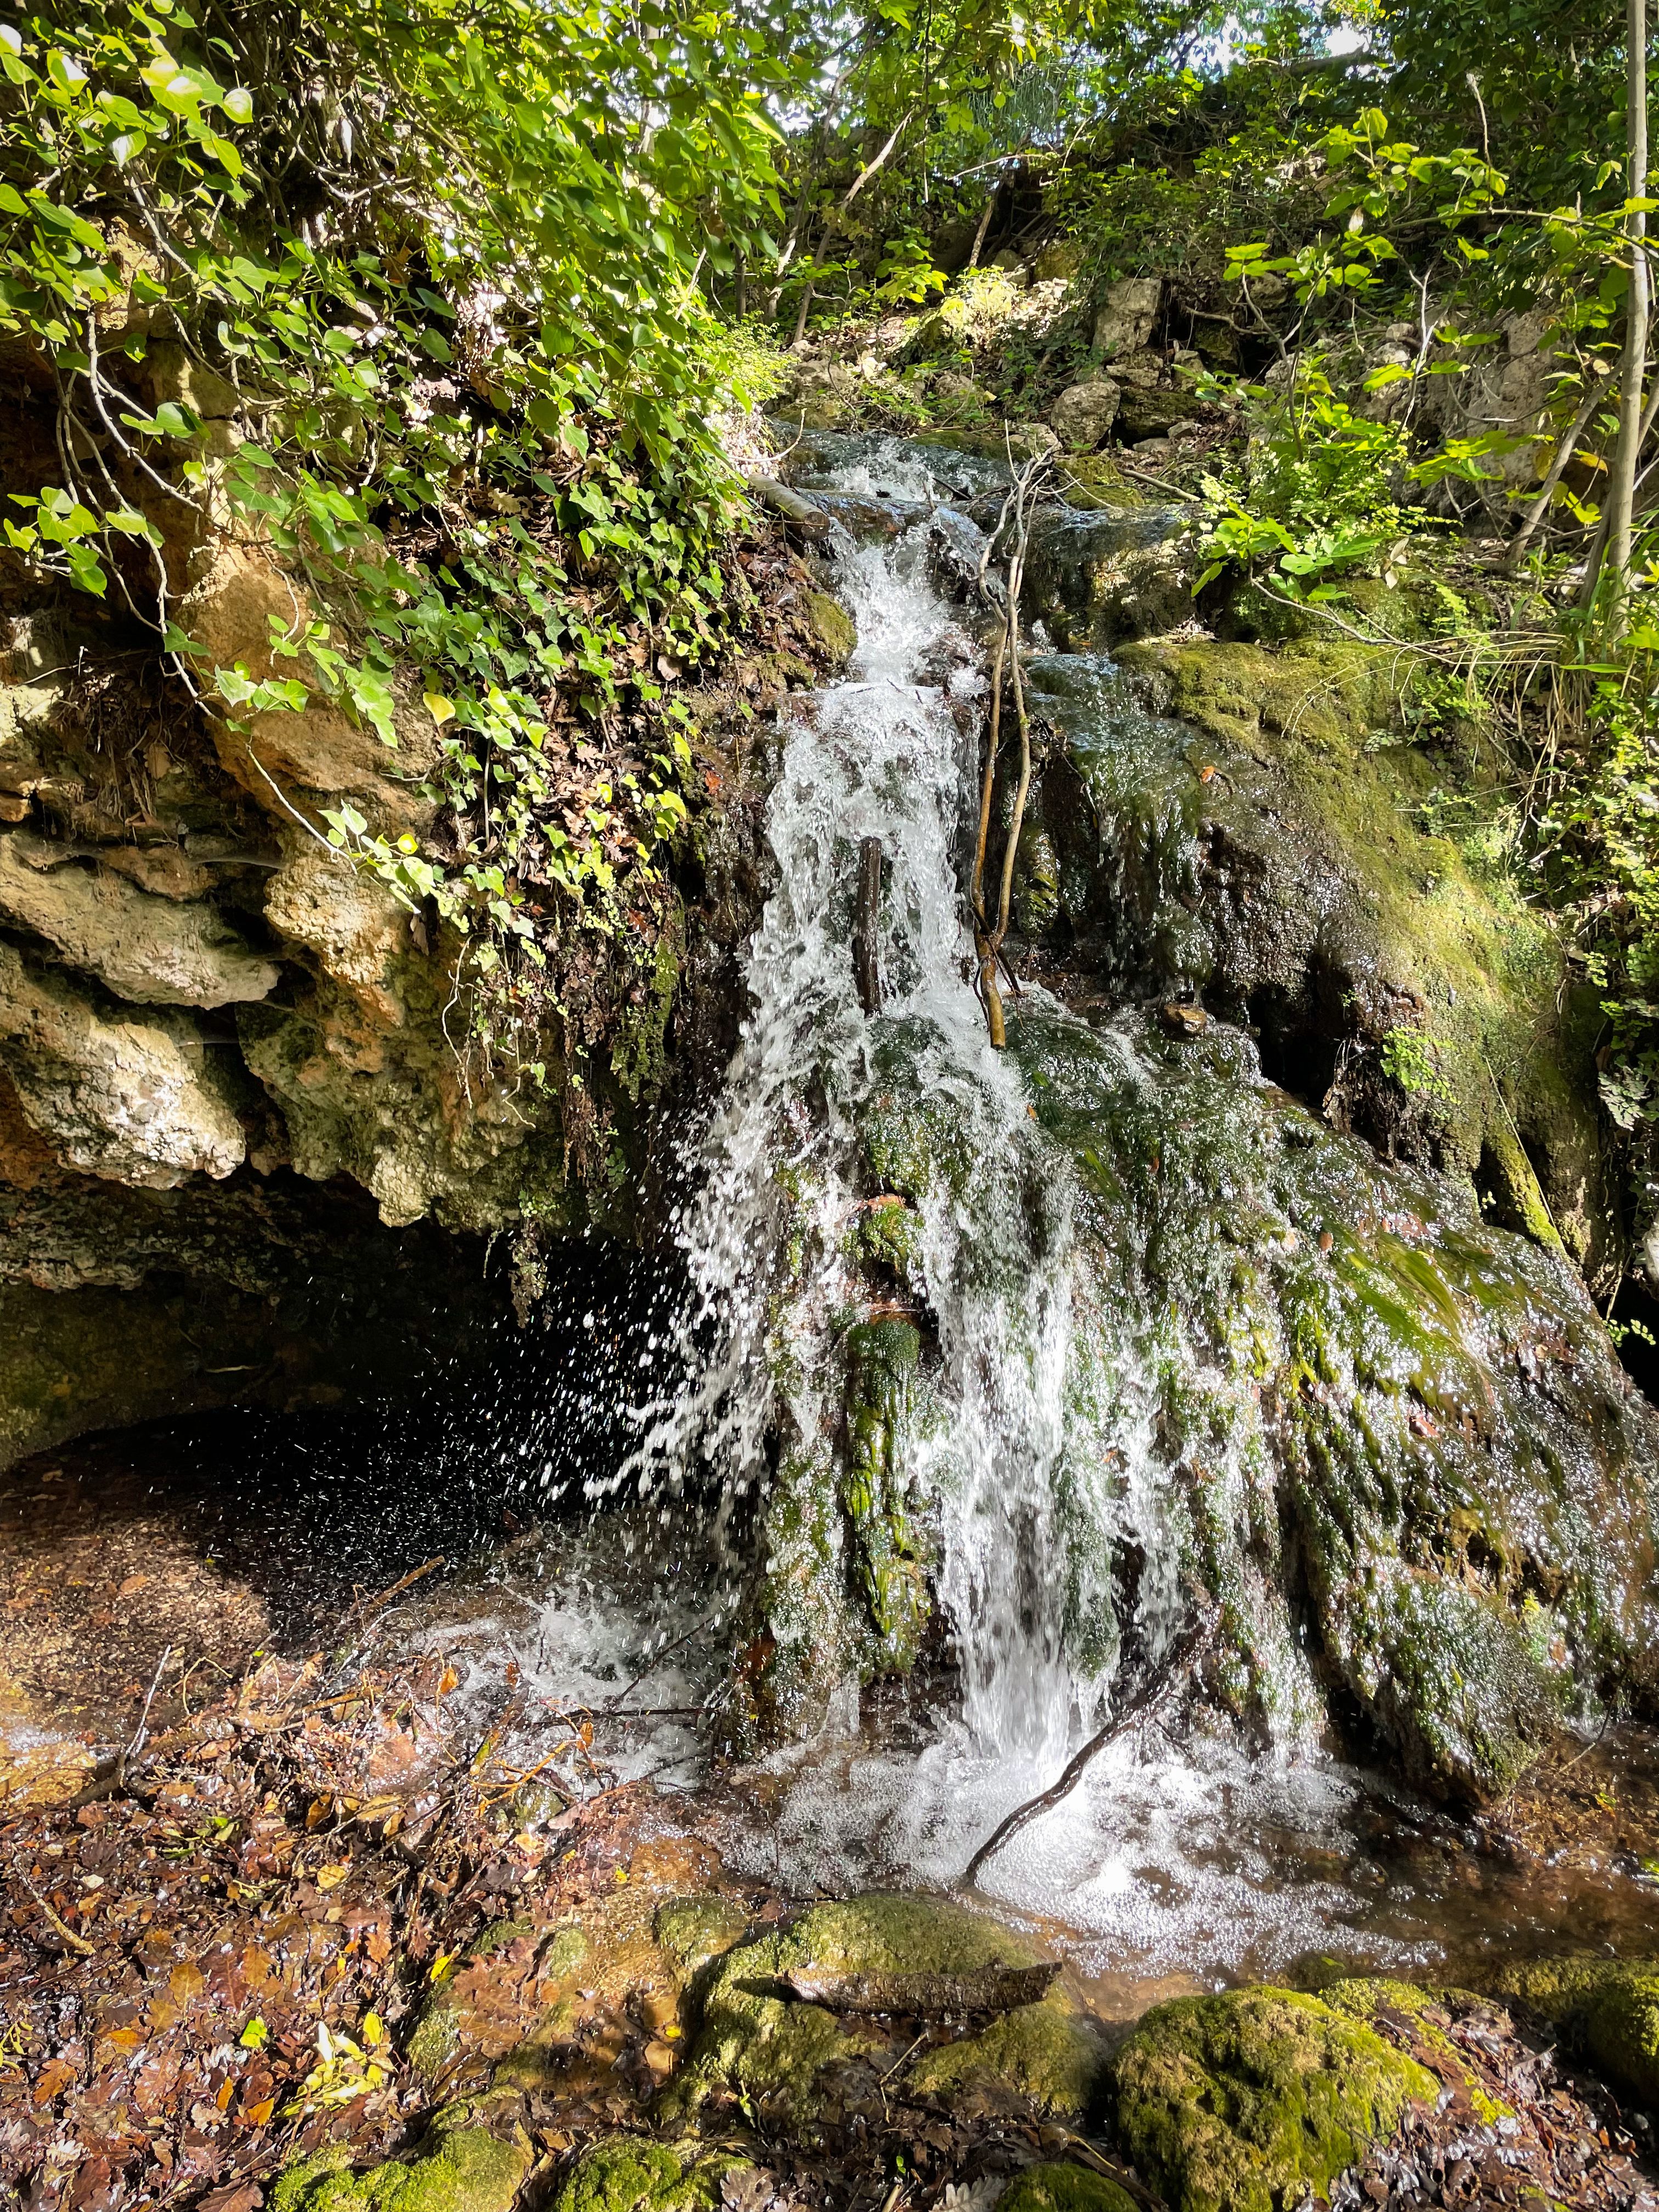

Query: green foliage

[1195,374,1417,597]
[0,0,789,1097]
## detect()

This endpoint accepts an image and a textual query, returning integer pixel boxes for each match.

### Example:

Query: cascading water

[619,439,1103,1774]
[385,428,1659,1999]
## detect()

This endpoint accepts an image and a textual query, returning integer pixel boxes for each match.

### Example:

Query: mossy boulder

[997,2162,1138,2212]
[672,1892,1103,2124]
[802,588,856,669]
[551,2137,751,2212]
[1495,1954,1659,2106]
[271,2105,532,2212]
[1109,1987,1437,2212]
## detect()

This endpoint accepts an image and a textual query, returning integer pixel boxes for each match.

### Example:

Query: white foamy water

[610,473,1108,1772]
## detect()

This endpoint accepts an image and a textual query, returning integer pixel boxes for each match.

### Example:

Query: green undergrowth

[0,0,793,1107]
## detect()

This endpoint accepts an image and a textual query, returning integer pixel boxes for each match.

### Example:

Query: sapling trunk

[1606,0,1650,629]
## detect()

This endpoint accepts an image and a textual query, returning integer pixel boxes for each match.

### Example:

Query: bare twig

[964,1599,1217,1885]
[19,1872,95,1957]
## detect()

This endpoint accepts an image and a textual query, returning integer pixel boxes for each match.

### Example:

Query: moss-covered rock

[271,2105,532,2212]
[1320,1979,1511,2124]
[996,2163,1138,2212]
[1016,995,1659,1797]
[551,2137,750,2212]
[1109,1987,1436,2212]
[672,1892,1102,2124]
[803,589,856,669]
[905,1994,1107,2117]
[1495,1955,1659,2106]
[653,1895,751,1982]
[841,1318,928,1666]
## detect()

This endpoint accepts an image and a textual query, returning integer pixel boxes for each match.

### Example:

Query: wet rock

[1109,1987,1437,2212]
[803,589,856,668]
[1016,999,1659,1795]
[1034,637,1604,1263]
[672,1893,1104,2125]
[270,2101,532,2212]
[1020,506,1190,648]
[0,940,245,1187]
[1337,1562,1558,1799]
[1012,825,1063,937]
[654,1894,752,1982]
[552,2137,753,2212]
[0,831,278,1007]
[1495,1955,1659,2106]
[842,1318,929,1666]
[1050,380,1122,451]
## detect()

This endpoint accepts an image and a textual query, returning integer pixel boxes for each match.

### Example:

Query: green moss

[842,1319,928,1664]
[802,589,856,669]
[1321,1979,1510,2124]
[846,1197,923,1281]
[653,1895,750,1981]
[905,1993,1107,2119]
[997,2163,1138,2212]
[272,2111,532,2212]
[1334,1567,1556,1799]
[673,1893,1070,2121]
[552,2139,747,2212]
[1110,1987,1437,2212]
[1496,1955,1659,2104]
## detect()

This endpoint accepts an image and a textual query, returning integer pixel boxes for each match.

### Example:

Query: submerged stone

[997,2162,1138,2212]
[1109,1987,1436,2212]
[551,2137,751,2212]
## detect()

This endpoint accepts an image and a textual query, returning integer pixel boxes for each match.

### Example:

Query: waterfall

[618,442,1094,1773]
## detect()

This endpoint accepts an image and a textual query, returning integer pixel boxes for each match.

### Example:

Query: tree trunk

[1607,0,1650,627]
[966,180,1000,271]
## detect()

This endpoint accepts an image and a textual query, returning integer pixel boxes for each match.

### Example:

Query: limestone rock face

[178,545,440,826]
[1092,277,1163,357]
[1050,377,1122,450]
[0,831,278,1007]
[264,847,411,1025]
[0,942,245,1187]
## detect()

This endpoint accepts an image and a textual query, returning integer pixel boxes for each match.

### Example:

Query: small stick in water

[854,836,883,1013]
[782,1960,1058,2017]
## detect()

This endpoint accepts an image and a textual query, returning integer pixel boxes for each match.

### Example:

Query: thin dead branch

[964,1598,1217,1885]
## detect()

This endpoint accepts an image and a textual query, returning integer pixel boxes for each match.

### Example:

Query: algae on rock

[552,2137,752,2212]
[1495,1954,1659,2107]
